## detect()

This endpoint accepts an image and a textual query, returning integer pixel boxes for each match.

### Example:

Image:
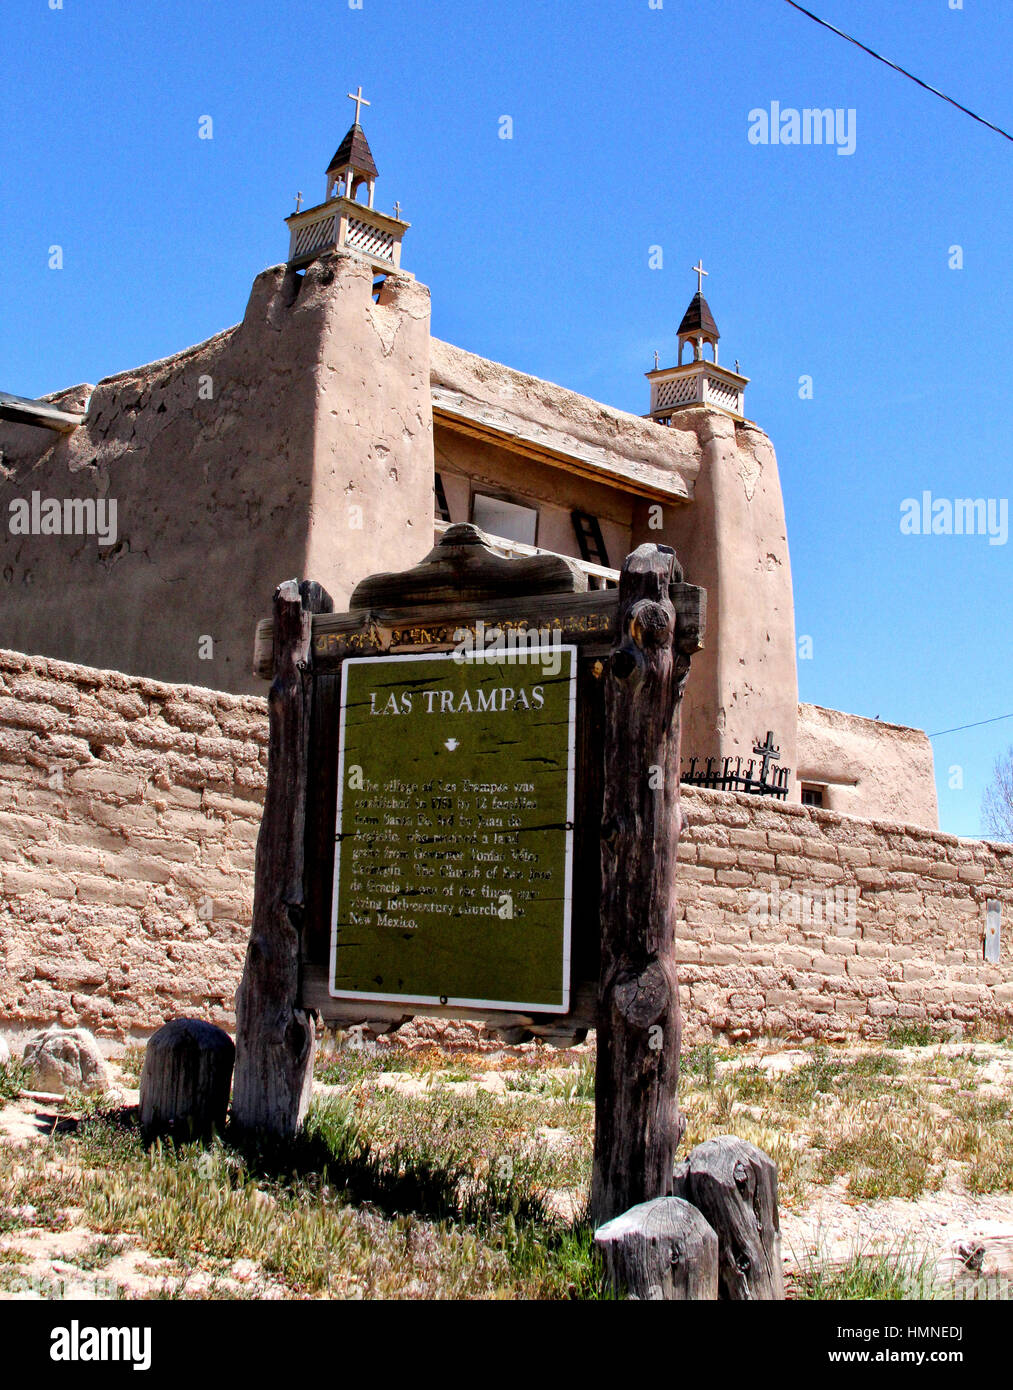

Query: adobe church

[0,94,938,829]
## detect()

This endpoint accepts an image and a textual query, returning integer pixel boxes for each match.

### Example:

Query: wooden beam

[349,522,588,607]
[0,390,86,433]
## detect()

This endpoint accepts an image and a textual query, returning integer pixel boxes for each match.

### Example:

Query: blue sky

[2,0,1011,835]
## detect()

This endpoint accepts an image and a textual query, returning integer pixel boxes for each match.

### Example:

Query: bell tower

[285,86,411,276]
[646,262,749,420]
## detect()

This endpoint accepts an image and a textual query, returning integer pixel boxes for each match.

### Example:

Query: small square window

[471,493,538,546]
[801,786,825,808]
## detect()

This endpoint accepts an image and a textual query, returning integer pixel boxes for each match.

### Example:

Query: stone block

[23,1026,113,1095]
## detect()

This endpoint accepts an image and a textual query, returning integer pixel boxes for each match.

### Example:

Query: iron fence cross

[753,731,780,787]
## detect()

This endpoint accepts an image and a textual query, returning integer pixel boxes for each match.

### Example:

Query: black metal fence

[680,755,791,800]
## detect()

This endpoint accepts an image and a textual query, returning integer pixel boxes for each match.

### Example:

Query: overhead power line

[780,0,1013,143]
[928,713,1013,739]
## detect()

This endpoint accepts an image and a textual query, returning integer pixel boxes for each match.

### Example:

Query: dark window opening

[434,472,451,523]
[571,510,609,567]
[801,786,825,807]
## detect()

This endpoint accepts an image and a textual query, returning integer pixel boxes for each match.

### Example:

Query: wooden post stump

[232,578,333,1139]
[591,544,703,1226]
[595,1197,719,1300]
[673,1136,784,1300]
[139,1019,235,1144]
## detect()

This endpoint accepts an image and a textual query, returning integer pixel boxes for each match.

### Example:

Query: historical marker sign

[330,648,576,1011]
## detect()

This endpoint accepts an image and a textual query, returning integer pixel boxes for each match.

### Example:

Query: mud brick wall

[2,647,1013,1045]
[0,649,267,1041]
[676,786,1013,1042]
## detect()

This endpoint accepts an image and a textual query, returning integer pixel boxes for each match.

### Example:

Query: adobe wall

[2,649,1006,1046]
[676,785,1013,1041]
[0,649,265,1042]
[656,409,800,793]
[797,702,939,830]
[0,250,434,697]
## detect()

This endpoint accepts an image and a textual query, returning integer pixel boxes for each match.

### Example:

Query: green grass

[677,1041,1013,1204]
[792,1245,936,1300]
[815,1124,935,1201]
[313,1035,439,1087]
[886,1023,940,1048]
[0,1058,27,1106]
[69,1235,130,1271]
[116,1045,146,1088]
[0,1090,604,1299]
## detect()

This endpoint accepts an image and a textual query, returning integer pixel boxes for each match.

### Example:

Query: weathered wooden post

[591,544,701,1226]
[139,1018,235,1144]
[232,578,333,1139]
[595,1196,719,1300]
[673,1137,785,1300]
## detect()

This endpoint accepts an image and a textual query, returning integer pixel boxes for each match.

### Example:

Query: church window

[471,492,538,546]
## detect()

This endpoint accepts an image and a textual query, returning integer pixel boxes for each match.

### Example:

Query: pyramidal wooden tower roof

[677,291,720,341]
[327,123,378,179]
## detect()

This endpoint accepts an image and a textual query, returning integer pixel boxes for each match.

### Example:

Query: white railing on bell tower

[286,199,408,275]
[645,359,749,422]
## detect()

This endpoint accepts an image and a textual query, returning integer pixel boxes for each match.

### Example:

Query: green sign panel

[330,649,576,1012]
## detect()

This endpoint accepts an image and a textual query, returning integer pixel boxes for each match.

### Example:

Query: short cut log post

[139,1018,235,1144]
[591,543,703,1227]
[594,1197,719,1300]
[673,1136,785,1300]
[232,578,333,1139]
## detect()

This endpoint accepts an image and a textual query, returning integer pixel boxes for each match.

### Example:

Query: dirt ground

[2,1039,1012,1299]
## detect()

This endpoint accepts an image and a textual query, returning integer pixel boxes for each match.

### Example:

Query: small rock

[23,1026,113,1096]
[0,1035,10,1067]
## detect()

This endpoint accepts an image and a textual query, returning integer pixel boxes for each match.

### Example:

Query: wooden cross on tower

[347,85,370,124]
[753,731,780,787]
[692,260,708,294]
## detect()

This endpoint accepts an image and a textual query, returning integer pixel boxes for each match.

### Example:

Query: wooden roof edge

[432,389,693,504]
[0,390,87,433]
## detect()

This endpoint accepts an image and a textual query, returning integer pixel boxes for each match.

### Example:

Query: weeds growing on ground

[4,1038,1013,1298]
[0,1059,27,1106]
[791,1240,936,1300]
